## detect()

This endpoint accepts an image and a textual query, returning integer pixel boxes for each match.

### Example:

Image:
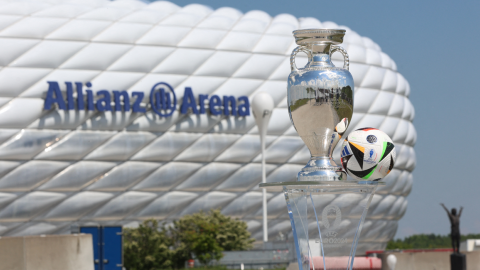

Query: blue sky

[156,0,480,238]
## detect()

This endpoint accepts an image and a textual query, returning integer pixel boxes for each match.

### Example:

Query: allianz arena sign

[43,81,251,117]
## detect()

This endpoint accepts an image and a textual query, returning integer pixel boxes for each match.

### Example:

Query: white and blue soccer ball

[340,128,396,181]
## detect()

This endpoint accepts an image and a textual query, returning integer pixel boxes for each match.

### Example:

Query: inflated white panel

[253,136,304,163]
[174,162,241,191]
[120,9,170,24]
[406,147,416,171]
[32,4,94,18]
[132,132,201,161]
[87,191,157,220]
[0,98,44,128]
[137,25,191,46]
[43,191,114,221]
[10,40,87,69]
[85,132,156,161]
[126,112,178,132]
[178,191,236,216]
[232,10,270,33]
[210,114,256,134]
[361,66,386,89]
[0,17,68,38]
[175,134,240,162]
[233,54,285,80]
[287,146,310,164]
[160,4,211,27]
[253,35,293,54]
[46,19,112,41]
[365,48,382,66]
[178,28,227,49]
[265,164,303,184]
[108,46,174,73]
[368,91,395,115]
[252,193,287,218]
[298,17,322,29]
[132,162,202,191]
[38,161,117,191]
[0,3,51,16]
[0,15,22,32]
[0,130,21,149]
[127,74,187,99]
[154,48,215,75]
[78,7,131,21]
[197,7,241,30]
[0,191,66,221]
[0,129,68,160]
[194,51,251,77]
[354,88,379,113]
[214,135,276,163]
[93,22,152,44]
[86,161,160,191]
[216,32,262,51]
[0,191,17,208]
[381,69,398,92]
[60,43,132,70]
[211,78,262,97]
[0,1,415,250]
[222,192,272,218]
[171,113,223,133]
[0,38,40,66]
[347,44,367,64]
[29,110,96,129]
[0,160,70,191]
[35,131,115,160]
[134,191,198,219]
[250,81,288,106]
[215,163,277,191]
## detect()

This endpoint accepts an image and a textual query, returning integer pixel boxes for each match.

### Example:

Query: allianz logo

[43,81,251,117]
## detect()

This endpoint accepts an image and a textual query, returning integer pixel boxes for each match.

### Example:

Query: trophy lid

[293,29,346,46]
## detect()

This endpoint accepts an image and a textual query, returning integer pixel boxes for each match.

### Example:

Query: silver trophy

[288,29,354,181]
[261,30,382,270]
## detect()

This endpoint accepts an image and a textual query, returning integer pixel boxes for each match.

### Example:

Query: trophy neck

[308,51,335,68]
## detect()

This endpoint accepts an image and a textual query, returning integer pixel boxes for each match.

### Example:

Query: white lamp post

[251,92,274,243]
[387,254,397,270]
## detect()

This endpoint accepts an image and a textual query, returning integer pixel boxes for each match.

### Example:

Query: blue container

[80,226,123,270]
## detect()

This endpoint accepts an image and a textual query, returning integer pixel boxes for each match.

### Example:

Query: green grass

[289,98,309,112]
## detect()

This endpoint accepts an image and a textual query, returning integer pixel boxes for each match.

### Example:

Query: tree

[123,210,255,269]
[173,215,223,266]
[386,233,480,250]
[123,219,175,270]
[210,209,255,251]
[170,210,255,266]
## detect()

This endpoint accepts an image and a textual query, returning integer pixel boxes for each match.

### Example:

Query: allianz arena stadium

[0,0,415,252]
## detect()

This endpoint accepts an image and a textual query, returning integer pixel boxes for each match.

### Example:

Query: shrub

[124,210,255,269]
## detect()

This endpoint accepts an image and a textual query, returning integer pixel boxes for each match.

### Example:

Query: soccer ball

[340,128,396,181]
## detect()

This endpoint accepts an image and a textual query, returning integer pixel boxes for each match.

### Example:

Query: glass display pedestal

[260,181,384,270]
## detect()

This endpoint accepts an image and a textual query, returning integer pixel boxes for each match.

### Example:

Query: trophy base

[298,157,347,181]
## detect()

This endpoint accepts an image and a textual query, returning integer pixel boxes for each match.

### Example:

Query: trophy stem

[298,157,347,181]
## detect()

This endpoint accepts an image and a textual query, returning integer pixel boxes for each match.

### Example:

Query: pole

[261,133,268,243]
[251,92,274,245]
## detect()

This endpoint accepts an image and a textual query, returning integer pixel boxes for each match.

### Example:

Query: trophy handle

[290,46,312,72]
[330,45,350,70]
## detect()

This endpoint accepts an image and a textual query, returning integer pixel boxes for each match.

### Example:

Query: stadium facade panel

[0,0,415,252]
